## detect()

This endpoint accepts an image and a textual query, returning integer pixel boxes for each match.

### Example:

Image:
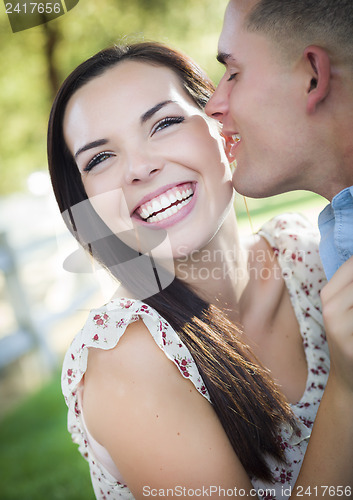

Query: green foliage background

[0,0,228,194]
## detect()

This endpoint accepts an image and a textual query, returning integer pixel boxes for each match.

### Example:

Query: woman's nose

[124,150,163,184]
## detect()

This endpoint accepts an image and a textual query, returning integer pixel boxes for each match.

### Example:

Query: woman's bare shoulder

[82,319,252,495]
[82,319,183,425]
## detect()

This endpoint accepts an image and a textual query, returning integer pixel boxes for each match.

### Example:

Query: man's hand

[321,256,353,390]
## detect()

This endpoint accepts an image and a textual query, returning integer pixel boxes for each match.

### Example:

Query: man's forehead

[222,0,258,32]
[218,0,257,58]
[217,2,241,60]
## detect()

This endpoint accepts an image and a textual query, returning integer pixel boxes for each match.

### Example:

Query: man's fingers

[321,255,353,303]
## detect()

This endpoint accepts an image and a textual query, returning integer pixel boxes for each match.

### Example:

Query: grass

[236,190,326,218]
[235,190,326,233]
[0,372,95,500]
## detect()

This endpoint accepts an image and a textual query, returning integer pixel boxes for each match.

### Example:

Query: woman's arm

[82,319,254,499]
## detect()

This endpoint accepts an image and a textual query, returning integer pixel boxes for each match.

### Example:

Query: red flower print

[174,356,192,378]
[74,401,81,416]
[93,313,109,328]
[272,246,279,256]
[276,468,293,484]
[301,417,314,427]
[93,334,99,341]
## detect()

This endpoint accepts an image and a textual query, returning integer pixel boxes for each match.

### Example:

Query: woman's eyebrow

[74,139,108,159]
[74,101,176,158]
[140,100,175,124]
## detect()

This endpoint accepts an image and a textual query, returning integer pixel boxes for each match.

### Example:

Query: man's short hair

[245,0,353,69]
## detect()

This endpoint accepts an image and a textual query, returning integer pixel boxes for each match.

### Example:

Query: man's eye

[151,116,185,136]
[227,73,238,82]
[83,152,115,172]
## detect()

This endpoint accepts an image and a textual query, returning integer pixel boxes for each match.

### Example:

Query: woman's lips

[133,182,196,227]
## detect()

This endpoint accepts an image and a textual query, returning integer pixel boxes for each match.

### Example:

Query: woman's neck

[174,210,249,322]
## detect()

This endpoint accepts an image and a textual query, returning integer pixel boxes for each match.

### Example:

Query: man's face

[206,0,314,198]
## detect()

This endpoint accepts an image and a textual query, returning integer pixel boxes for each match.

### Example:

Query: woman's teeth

[136,184,194,223]
[147,197,192,223]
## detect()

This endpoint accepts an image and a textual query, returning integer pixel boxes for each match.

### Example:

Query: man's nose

[205,78,230,123]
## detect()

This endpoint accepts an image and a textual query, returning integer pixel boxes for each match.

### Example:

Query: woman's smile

[132,181,197,228]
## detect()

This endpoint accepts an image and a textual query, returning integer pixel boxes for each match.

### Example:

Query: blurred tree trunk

[41,18,60,100]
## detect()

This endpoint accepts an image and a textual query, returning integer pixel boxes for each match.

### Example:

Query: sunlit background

[0,1,326,498]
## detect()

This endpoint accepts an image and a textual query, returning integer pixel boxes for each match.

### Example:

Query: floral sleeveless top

[62,214,329,500]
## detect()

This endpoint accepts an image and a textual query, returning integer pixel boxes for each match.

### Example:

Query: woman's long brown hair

[48,41,298,481]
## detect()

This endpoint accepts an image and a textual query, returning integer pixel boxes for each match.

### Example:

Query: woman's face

[63,61,233,259]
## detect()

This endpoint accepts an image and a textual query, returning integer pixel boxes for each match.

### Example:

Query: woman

[48,42,331,499]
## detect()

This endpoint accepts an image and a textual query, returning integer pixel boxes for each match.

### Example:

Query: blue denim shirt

[318,186,353,280]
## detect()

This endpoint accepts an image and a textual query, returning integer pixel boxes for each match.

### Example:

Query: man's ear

[303,45,331,114]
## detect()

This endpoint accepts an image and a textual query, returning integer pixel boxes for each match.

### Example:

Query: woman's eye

[151,116,185,136]
[83,152,115,172]
[227,73,238,82]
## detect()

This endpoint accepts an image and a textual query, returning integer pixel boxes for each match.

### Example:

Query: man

[205,0,353,280]
[206,0,353,492]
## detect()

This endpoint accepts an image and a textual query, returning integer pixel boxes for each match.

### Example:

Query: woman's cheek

[87,186,133,235]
